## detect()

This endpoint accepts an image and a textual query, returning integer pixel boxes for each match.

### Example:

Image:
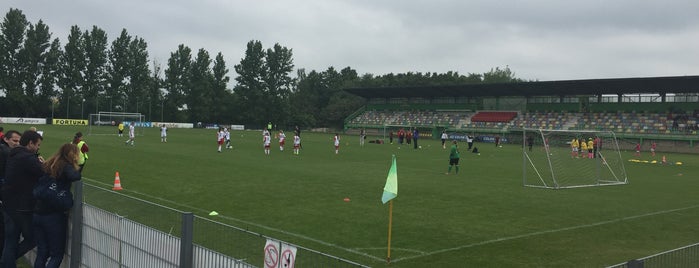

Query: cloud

[3,0,699,81]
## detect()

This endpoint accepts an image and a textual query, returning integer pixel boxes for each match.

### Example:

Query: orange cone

[112,171,123,190]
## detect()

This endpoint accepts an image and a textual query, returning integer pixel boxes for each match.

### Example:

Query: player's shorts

[293,144,300,149]
[218,139,224,145]
[119,130,123,134]
[264,144,270,148]
[280,140,285,146]
[449,158,460,165]
[588,149,593,153]
[572,148,579,152]
[651,148,655,152]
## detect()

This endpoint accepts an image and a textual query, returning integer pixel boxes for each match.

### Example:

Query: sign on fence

[264,239,297,268]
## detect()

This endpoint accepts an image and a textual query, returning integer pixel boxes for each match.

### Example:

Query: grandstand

[344,75,699,153]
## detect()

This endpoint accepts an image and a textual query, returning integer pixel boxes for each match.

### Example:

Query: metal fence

[607,242,699,268]
[27,181,370,268]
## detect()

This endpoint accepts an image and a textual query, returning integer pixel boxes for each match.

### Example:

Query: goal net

[521,129,628,189]
[88,112,146,136]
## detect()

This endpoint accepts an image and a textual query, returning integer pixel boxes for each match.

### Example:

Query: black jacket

[2,146,44,212]
[34,164,81,214]
[0,142,10,179]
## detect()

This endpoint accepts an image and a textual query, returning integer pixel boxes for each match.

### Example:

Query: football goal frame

[88,112,146,136]
[521,128,628,189]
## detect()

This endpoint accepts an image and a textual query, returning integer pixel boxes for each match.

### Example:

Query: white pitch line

[391,204,699,263]
[82,177,386,262]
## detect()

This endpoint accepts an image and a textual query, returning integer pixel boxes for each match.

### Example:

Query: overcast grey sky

[4,0,699,82]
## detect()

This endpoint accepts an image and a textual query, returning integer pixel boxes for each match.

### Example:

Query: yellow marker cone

[209,211,219,216]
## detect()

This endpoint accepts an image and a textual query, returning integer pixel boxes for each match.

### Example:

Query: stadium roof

[344,75,699,99]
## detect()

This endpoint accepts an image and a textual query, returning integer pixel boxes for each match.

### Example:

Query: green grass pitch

[10,124,699,267]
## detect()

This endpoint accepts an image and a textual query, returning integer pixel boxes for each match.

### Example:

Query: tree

[188,48,213,122]
[211,52,230,123]
[0,8,28,116]
[126,36,150,114]
[18,20,51,116]
[233,40,266,125]
[482,65,521,83]
[263,43,294,127]
[60,25,86,118]
[164,44,192,122]
[83,26,108,116]
[40,38,62,118]
[106,29,132,113]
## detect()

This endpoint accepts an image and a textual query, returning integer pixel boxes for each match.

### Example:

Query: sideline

[391,204,699,263]
[82,177,386,262]
[84,177,699,264]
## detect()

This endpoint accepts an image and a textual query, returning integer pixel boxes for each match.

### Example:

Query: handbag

[33,174,74,210]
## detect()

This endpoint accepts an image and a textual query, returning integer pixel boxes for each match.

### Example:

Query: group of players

[570,137,599,159]
[217,127,304,155]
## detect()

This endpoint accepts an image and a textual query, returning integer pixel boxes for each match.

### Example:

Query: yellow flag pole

[387,199,393,264]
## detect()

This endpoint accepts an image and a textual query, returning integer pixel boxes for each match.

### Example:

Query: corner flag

[381,155,398,204]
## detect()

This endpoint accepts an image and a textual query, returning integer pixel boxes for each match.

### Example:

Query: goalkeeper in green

[446,140,460,175]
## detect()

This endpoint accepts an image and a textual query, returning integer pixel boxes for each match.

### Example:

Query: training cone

[209,211,219,216]
[112,171,123,191]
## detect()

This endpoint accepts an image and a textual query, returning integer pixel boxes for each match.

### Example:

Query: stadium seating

[470,111,518,122]
[349,109,698,135]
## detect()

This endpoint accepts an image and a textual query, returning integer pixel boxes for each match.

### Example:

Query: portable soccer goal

[521,128,628,189]
[88,112,146,136]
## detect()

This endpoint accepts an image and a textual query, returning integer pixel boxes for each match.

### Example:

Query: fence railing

[27,181,370,268]
[607,242,699,268]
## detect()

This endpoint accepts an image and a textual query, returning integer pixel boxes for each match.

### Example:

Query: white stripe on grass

[391,204,699,263]
[85,177,699,264]
[82,177,386,262]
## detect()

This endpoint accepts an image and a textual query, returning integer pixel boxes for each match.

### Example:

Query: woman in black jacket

[33,143,81,268]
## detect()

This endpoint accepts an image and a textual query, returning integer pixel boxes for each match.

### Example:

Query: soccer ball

[418,145,422,149]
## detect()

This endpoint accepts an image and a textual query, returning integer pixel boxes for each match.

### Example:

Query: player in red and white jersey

[293,134,301,155]
[263,132,271,155]
[333,133,340,154]
[217,127,225,152]
[278,130,286,151]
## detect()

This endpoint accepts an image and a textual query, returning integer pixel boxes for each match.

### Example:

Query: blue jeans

[32,213,67,268]
[1,210,35,268]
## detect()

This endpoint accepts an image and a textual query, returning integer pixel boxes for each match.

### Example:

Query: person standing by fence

[72,132,89,173]
[1,130,44,268]
[33,143,81,268]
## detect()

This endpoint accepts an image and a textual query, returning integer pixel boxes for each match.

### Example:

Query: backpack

[33,174,74,210]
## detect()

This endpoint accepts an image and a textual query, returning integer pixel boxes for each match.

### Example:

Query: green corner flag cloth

[382,155,398,204]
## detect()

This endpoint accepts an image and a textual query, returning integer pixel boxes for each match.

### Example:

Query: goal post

[88,112,146,136]
[520,128,628,189]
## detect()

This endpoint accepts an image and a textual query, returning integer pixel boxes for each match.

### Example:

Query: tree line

[0,8,522,129]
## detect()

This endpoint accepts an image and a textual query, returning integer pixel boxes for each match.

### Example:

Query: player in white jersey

[333,133,340,154]
[263,132,272,155]
[217,127,225,152]
[293,134,301,155]
[224,128,232,149]
[278,130,286,151]
[160,124,168,142]
[125,122,136,146]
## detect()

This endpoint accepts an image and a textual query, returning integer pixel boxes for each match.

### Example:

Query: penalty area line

[82,177,385,262]
[392,204,699,263]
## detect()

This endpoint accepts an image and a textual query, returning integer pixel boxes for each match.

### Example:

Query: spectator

[1,130,44,268]
[33,143,82,268]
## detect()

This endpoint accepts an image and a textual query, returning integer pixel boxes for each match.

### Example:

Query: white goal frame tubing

[88,112,146,136]
[521,128,628,189]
